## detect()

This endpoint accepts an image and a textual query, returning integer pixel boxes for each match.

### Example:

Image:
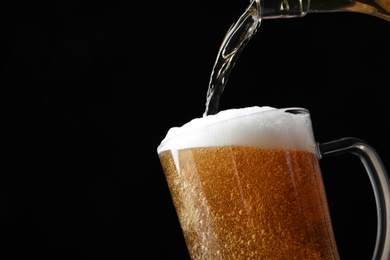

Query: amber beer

[157,107,340,259]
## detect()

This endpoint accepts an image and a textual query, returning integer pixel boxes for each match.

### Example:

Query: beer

[157,107,340,259]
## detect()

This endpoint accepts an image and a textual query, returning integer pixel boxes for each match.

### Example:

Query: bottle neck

[262,0,390,22]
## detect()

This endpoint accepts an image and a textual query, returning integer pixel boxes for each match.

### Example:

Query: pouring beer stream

[204,0,390,116]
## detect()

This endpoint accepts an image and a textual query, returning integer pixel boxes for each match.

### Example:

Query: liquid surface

[158,107,315,155]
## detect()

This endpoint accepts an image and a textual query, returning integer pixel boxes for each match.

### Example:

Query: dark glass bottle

[262,0,390,21]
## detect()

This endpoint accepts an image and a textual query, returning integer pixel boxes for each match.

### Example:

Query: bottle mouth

[261,0,309,19]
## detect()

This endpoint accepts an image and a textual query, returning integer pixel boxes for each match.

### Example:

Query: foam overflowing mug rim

[157,106,313,154]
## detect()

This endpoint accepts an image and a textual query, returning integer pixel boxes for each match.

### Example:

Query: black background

[1,1,390,259]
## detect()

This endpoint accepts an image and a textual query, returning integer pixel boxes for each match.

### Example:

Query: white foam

[157,106,317,154]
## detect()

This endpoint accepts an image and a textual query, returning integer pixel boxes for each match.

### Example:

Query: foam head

[157,106,317,155]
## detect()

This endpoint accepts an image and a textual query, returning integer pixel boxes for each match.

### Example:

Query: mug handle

[319,137,390,260]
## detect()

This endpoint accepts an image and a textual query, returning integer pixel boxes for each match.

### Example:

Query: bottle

[262,0,390,21]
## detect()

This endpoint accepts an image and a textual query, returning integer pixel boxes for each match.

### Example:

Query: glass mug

[157,106,390,259]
